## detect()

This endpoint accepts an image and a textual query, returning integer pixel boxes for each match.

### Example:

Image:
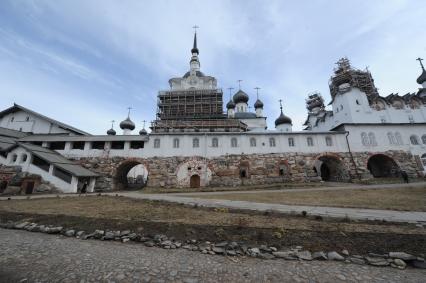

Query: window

[32,155,49,171]
[340,105,343,110]
[10,117,14,122]
[422,135,426,145]
[11,154,17,163]
[130,141,144,149]
[53,167,72,184]
[25,116,30,121]
[368,132,377,146]
[288,138,295,147]
[325,136,332,146]
[154,138,160,148]
[356,99,360,105]
[408,115,414,123]
[361,132,369,146]
[307,137,314,147]
[173,138,180,148]
[212,138,218,147]
[21,154,27,163]
[111,141,125,149]
[192,138,199,148]
[410,135,419,145]
[395,132,403,145]
[387,132,396,145]
[269,137,276,147]
[250,137,256,147]
[72,141,85,150]
[231,137,238,147]
[91,141,105,150]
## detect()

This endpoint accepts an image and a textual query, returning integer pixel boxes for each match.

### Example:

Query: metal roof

[0,136,17,152]
[0,127,29,138]
[0,103,90,136]
[18,134,149,142]
[18,142,98,177]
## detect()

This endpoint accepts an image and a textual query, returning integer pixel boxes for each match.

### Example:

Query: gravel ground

[0,229,425,283]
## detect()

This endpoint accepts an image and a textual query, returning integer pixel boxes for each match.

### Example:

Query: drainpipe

[345,131,360,181]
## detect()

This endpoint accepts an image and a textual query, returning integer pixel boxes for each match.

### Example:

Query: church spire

[191,25,199,55]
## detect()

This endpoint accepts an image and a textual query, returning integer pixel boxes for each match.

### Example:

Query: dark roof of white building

[18,142,98,177]
[0,103,90,136]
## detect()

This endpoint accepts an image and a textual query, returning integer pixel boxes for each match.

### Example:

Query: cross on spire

[127,107,132,118]
[279,99,283,113]
[142,120,146,129]
[417,57,425,71]
[227,87,234,100]
[192,25,199,33]
[237,80,243,90]
[111,120,115,129]
[254,87,260,99]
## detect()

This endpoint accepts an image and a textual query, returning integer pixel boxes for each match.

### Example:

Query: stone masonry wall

[72,150,419,191]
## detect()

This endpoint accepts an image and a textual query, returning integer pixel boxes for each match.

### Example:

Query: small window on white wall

[387,132,396,145]
[250,137,256,147]
[410,135,419,145]
[192,138,199,148]
[10,117,14,122]
[288,138,295,147]
[12,154,18,163]
[212,138,218,147]
[356,99,360,105]
[269,137,276,147]
[325,136,332,146]
[173,138,180,148]
[231,138,238,147]
[395,132,403,145]
[307,137,314,147]
[361,132,369,146]
[368,132,377,146]
[154,139,160,148]
[21,154,28,163]
[422,135,426,145]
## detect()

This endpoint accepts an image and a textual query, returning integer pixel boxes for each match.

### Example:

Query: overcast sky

[1,0,425,134]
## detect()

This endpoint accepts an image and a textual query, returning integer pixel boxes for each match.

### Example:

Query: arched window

[288,138,295,147]
[421,153,426,167]
[192,138,199,148]
[422,135,426,145]
[21,154,28,163]
[410,135,419,145]
[387,132,396,145]
[250,137,256,147]
[395,132,403,145]
[212,138,218,147]
[325,136,332,146]
[368,132,377,146]
[361,132,369,146]
[307,137,314,146]
[173,138,180,148]
[356,99,360,105]
[231,137,238,147]
[269,137,276,147]
[11,154,17,163]
[154,139,160,148]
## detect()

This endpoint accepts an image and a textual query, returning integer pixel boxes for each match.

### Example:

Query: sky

[0,0,425,134]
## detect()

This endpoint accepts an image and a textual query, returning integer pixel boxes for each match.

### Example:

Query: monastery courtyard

[1,182,426,282]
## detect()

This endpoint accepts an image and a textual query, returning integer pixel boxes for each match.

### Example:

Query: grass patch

[188,186,426,211]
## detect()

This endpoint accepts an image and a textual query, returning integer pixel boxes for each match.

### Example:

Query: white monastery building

[1,31,426,194]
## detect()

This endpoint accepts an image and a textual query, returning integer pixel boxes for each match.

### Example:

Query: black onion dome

[254,99,264,109]
[183,70,205,78]
[139,128,147,135]
[107,128,116,135]
[120,117,135,131]
[233,90,249,104]
[275,112,292,126]
[417,70,426,85]
[226,99,236,109]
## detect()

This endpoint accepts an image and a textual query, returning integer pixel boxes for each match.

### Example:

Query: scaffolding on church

[329,58,379,103]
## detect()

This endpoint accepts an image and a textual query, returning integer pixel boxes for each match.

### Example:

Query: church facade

[1,32,425,193]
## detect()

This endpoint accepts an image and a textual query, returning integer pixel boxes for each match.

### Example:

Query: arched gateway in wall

[314,154,349,182]
[113,159,149,190]
[367,154,400,178]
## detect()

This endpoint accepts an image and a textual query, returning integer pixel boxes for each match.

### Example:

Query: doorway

[190,175,200,188]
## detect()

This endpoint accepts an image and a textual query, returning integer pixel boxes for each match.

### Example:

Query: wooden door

[190,175,200,188]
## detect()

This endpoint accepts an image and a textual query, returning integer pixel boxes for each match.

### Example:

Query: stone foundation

[73,150,419,191]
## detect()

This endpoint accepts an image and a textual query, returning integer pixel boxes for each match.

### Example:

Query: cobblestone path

[0,229,425,282]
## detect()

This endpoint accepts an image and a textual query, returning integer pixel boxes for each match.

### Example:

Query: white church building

[1,31,426,193]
